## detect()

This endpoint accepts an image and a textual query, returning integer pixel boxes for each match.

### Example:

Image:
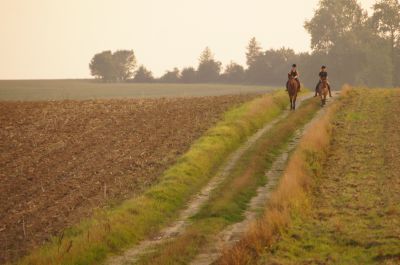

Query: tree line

[89,0,400,88]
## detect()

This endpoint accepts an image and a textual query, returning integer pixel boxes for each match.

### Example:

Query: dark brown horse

[287,74,300,110]
[318,77,329,106]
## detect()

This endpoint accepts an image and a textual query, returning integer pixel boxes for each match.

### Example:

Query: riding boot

[297,80,301,92]
[314,85,318,97]
[286,81,289,91]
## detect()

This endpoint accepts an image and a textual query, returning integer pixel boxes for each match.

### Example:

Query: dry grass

[260,88,400,264]
[217,90,348,265]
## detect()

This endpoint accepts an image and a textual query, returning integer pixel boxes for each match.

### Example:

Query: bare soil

[0,94,256,263]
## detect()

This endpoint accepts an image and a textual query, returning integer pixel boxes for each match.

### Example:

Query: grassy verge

[216,88,351,265]
[135,97,321,265]
[259,88,400,264]
[19,91,288,265]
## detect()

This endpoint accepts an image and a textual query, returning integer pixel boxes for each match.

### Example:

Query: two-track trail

[105,93,324,265]
[190,93,338,265]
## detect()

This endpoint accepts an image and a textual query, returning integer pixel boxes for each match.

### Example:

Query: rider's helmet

[321,65,326,69]
[292,64,297,68]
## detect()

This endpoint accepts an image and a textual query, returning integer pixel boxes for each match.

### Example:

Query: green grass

[136,97,321,265]
[216,90,345,265]
[19,91,288,265]
[260,89,400,265]
[0,80,276,101]
[195,99,319,222]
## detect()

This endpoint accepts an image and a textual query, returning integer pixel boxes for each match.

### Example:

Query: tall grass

[217,89,350,265]
[19,91,288,265]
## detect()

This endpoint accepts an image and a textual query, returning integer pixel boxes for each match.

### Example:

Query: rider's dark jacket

[319,71,328,79]
[289,70,299,78]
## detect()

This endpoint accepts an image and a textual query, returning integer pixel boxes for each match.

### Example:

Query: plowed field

[0,94,256,263]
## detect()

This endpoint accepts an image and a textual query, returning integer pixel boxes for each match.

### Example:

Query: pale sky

[0,0,376,79]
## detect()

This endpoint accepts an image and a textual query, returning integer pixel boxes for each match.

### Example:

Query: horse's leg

[293,93,297,110]
[291,97,294,110]
[319,90,323,106]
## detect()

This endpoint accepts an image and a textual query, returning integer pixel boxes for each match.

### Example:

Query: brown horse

[287,74,300,110]
[318,77,329,106]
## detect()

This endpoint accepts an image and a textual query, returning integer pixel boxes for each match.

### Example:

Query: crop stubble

[0,94,257,263]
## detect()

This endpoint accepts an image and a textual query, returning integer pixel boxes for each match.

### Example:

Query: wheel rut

[190,93,338,265]
[104,94,315,265]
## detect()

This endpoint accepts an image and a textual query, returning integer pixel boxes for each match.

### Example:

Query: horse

[318,77,329,106]
[287,74,300,110]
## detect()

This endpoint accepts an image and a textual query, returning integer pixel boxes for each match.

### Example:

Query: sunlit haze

[0,0,376,79]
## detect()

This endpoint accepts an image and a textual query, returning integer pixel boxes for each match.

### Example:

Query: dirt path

[104,94,315,265]
[190,93,338,265]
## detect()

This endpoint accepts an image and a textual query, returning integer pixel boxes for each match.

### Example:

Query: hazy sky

[0,0,376,79]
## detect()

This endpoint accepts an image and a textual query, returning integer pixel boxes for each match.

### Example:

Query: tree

[303,0,379,87]
[222,62,245,83]
[357,34,394,87]
[199,47,214,63]
[395,45,400,86]
[305,0,367,53]
[246,48,299,85]
[371,0,400,85]
[89,51,115,82]
[160,68,180,83]
[264,48,298,85]
[181,67,197,83]
[197,47,222,82]
[245,40,295,85]
[133,65,154,82]
[372,0,400,43]
[112,50,136,81]
[246,37,262,67]
[89,50,136,82]
[245,53,268,84]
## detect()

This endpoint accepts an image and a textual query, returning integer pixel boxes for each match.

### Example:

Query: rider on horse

[286,64,301,91]
[314,65,332,97]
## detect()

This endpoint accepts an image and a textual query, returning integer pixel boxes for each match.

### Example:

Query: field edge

[18,91,291,265]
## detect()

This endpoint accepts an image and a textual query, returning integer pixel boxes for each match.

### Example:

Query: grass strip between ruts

[136,97,321,265]
[216,87,352,265]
